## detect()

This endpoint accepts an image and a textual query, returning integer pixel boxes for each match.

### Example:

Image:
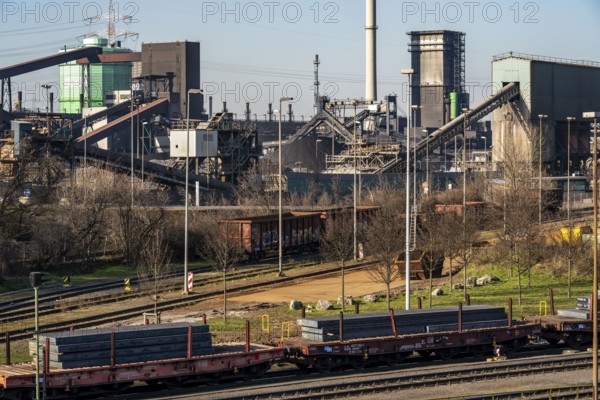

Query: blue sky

[2,0,599,118]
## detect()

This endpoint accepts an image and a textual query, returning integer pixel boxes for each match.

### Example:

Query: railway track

[110,352,593,399]
[231,357,592,400]
[0,260,370,343]
[0,263,284,325]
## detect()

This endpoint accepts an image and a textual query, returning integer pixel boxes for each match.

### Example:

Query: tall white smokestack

[365,0,377,101]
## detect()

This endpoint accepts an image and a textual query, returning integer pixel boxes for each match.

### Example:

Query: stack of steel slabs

[297,306,507,342]
[576,296,590,310]
[30,323,213,369]
[557,309,591,319]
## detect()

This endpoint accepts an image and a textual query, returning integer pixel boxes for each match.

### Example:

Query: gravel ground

[149,354,593,400]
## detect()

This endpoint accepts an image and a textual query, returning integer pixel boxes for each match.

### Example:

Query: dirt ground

[229,269,406,305]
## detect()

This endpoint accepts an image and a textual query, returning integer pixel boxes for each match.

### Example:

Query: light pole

[315,138,322,182]
[444,141,447,171]
[411,104,419,249]
[83,114,89,175]
[424,129,429,196]
[566,116,575,299]
[401,68,414,310]
[184,89,203,295]
[30,272,41,400]
[583,111,599,400]
[538,114,548,225]
[481,136,487,171]
[353,101,358,261]
[141,121,148,188]
[278,97,294,277]
[130,83,134,206]
[462,108,470,300]
[206,128,210,189]
[41,84,51,133]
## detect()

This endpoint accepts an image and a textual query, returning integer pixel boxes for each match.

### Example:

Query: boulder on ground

[289,300,303,310]
[316,300,333,311]
[363,294,379,303]
[467,276,478,287]
[432,288,444,296]
[476,274,499,286]
[453,283,464,290]
[336,296,354,305]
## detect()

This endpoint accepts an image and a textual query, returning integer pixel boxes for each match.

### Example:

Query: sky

[2,0,600,118]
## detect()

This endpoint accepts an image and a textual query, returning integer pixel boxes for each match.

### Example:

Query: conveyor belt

[377,82,520,174]
[74,98,169,145]
[0,47,102,79]
[71,145,232,191]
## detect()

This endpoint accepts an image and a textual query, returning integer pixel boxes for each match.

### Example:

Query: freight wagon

[218,206,380,260]
[0,323,283,400]
[285,302,538,371]
[218,211,323,260]
[524,293,598,348]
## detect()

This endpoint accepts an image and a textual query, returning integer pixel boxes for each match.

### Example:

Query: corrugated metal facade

[59,37,132,114]
[491,54,600,173]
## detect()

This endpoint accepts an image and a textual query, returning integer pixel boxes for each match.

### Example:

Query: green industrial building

[59,37,132,114]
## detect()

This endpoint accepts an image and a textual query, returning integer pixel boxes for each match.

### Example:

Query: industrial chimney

[365,0,377,101]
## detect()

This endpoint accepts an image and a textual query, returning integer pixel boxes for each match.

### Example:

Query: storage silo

[408,30,466,130]
[59,37,133,114]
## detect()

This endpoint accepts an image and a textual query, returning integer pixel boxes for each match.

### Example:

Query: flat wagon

[524,293,597,348]
[0,331,283,399]
[285,303,539,371]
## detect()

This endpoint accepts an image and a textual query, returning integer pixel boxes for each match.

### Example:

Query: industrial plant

[0,0,599,199]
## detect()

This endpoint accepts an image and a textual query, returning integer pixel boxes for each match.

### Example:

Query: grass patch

[266,262,593,320]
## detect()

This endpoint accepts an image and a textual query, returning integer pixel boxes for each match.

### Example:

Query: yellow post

[539,301,547,317]
[281,322,291,342]
[261,314,270,333]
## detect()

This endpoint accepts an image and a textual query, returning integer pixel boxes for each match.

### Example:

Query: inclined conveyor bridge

[377,82,521,174]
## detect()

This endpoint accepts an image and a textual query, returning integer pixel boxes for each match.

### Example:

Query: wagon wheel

[471,345,489,358]
[543,337,560,346]
[144,379,164,388]
[295,362,310,370]
[503,337,528,353]
[161,376,189,389]
[392,352,410,364]
[417,350,432,358]
[567,333,591,350]
[314,356,336,372]
[436,347,459,360]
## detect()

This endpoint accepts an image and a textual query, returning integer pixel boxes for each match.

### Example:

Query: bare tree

[364,205,404,310]
[437,212,462,293]
[320,212,356,312]
[418,212,446,307]
[197,218,242,324]
[550,224,593,291]
[137,229,172,319]
[458,211,481,300]
[110,176,168,268]
[494,140,547,304]
[233,159,279,213]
